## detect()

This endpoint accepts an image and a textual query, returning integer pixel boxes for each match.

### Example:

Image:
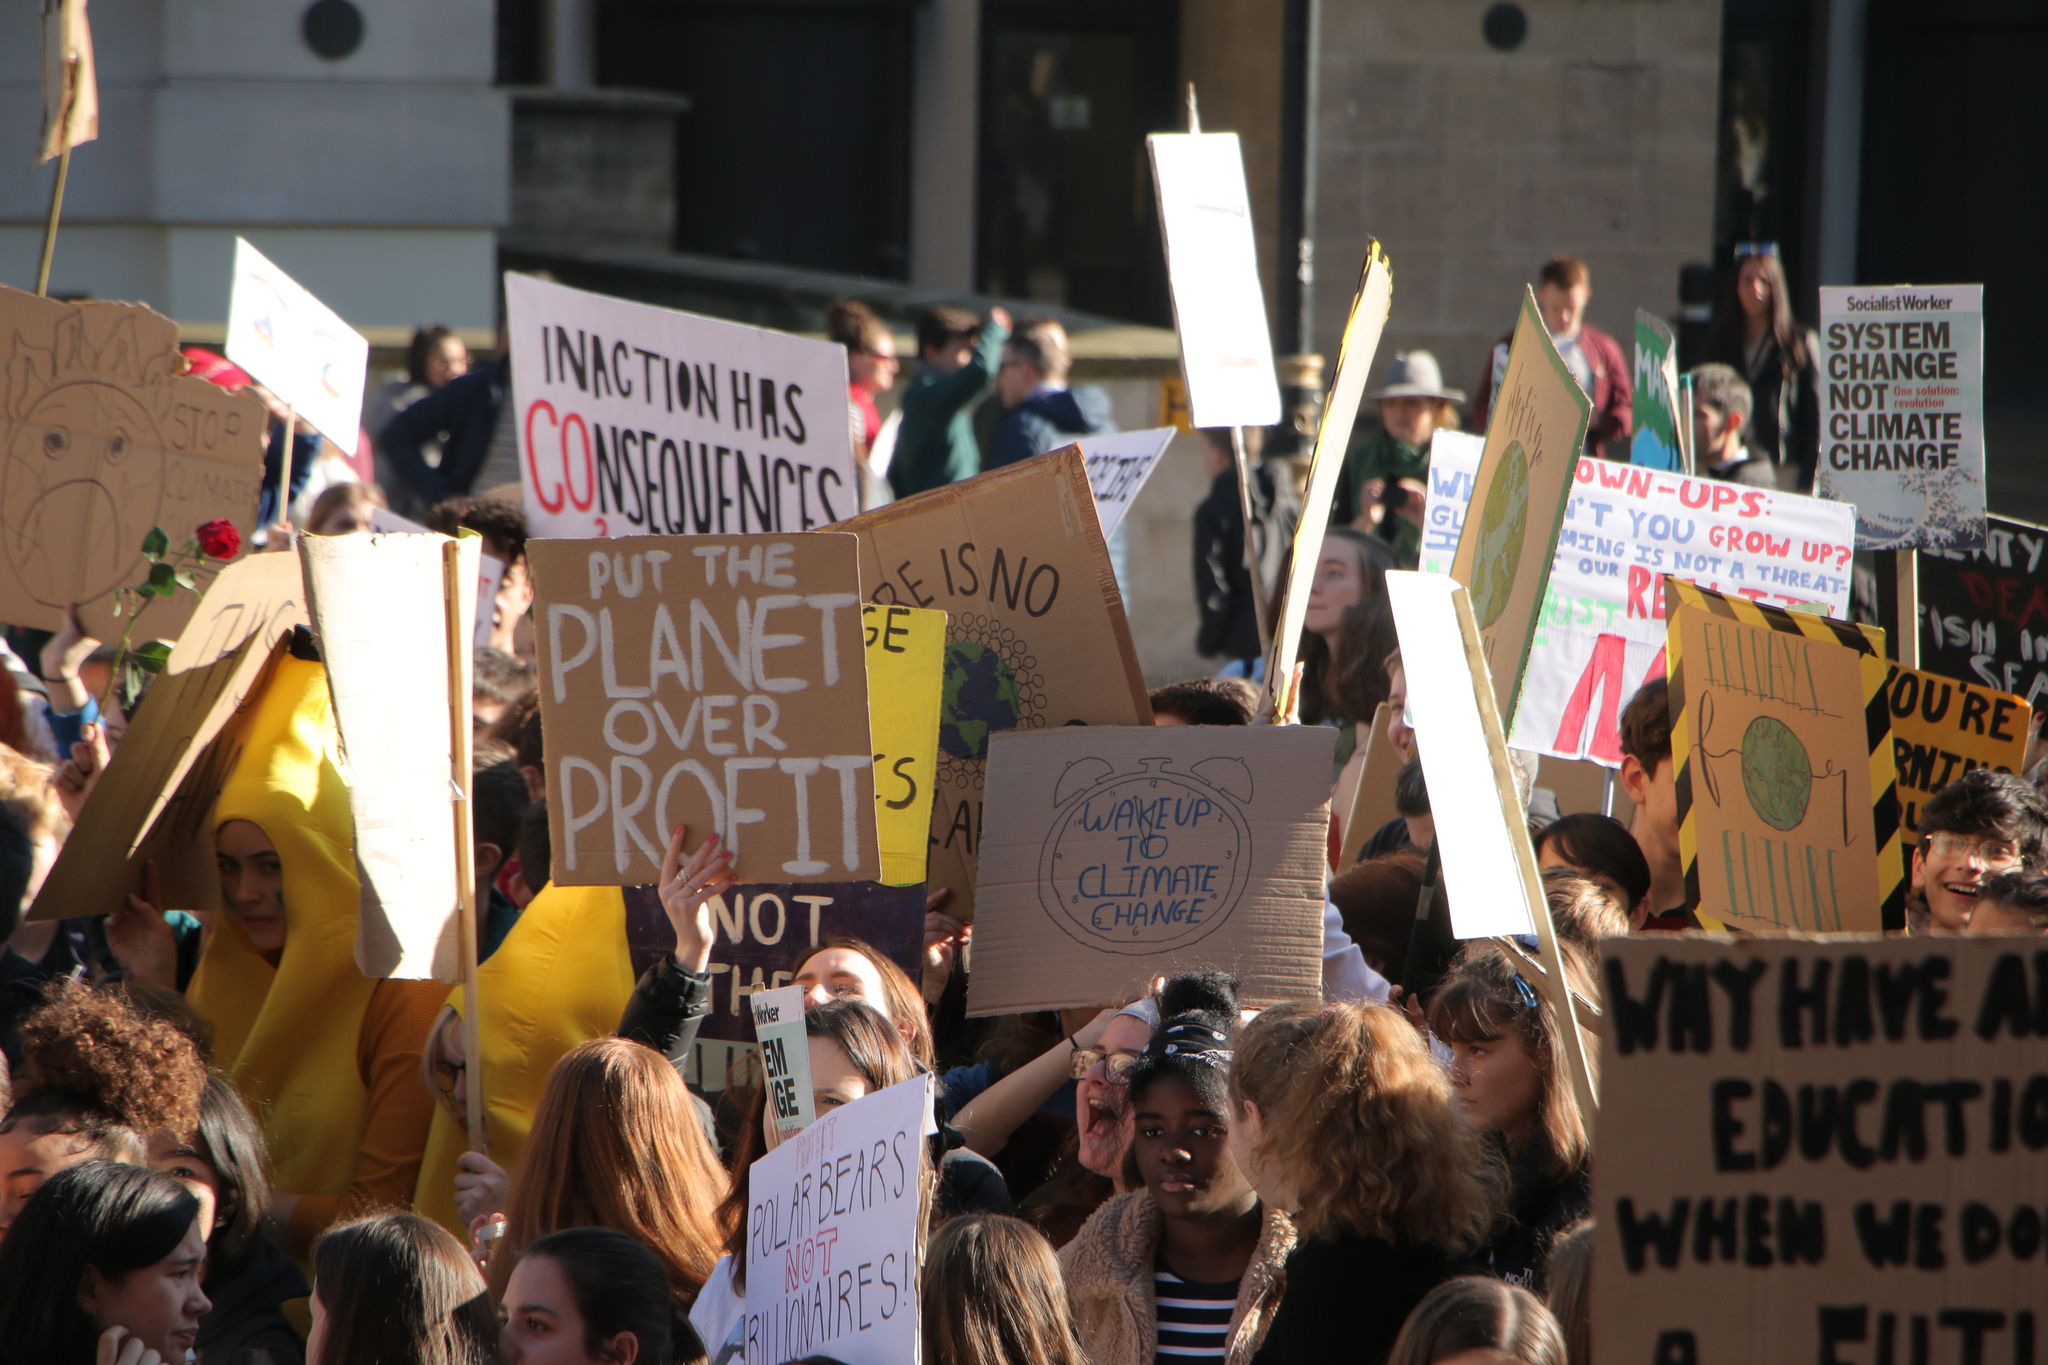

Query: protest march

[0,8,2042,1365]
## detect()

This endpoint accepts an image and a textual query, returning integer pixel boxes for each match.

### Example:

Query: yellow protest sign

[1883,664,2028,841]
[864,603,946,886]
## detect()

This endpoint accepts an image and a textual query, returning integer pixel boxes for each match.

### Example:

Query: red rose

[196,519,241,559]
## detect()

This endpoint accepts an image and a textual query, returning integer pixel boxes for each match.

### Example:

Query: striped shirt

[1155,1260,1241,1361]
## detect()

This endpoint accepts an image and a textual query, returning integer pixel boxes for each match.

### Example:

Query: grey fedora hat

[1369,350,1465,403]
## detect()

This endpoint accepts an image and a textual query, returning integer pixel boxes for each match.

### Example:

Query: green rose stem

[95,530,216,717]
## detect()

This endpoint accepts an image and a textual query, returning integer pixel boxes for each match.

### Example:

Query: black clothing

[1481,1137,1590,1291]
[197,1235,308,1365]
[377,358,509,508]
[618,952,717,1071]
[1710,331,1819,489]
[1194,461,1299,666]
[1250,1232,1466,1365]
[0,947,42,1073]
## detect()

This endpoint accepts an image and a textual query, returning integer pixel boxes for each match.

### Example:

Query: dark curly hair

[426,495,528,565]
[11,980,206,1143]
[1126,972,1240,1116]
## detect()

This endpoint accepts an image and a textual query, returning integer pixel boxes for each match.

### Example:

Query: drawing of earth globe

[4,380,168,609]
[1740,715,1812,831]
[1469,439,1529,630]
[940,640,1024,761]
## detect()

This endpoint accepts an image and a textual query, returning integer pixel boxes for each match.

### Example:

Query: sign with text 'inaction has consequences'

[508,274,858,541]
[530,533,879,887]
[1594,935,2048,1365]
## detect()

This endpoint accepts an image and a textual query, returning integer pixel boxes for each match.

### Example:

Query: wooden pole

[442,538,485,1153]
[1230,426,1275,663]
[34,143,71,297]
[1896,549,1920,668]
[1675,372,1696,476]
[275,407,298,531]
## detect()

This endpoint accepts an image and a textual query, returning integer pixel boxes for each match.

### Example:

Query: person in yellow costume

[121,651,448,1259]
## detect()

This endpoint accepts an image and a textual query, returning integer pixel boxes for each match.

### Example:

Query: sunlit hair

[1540,869,1629,961]
[7,979,207,1162]
[922,1214,1086,1365]
[1229,1001,1501,1250]
[0,744,66,842]
[1386,1276,1566,1365]
[1543,1221,1593,1365]
[306,481,387,534]
[812,935,935,1072]
[1427,943,1597,1181]
[494,1038,726,1308]
[314,1212,497,1365]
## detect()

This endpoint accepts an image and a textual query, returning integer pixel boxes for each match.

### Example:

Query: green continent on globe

[1739,714,1813,831]
[939,640,1023,760]
[1469,439,1529,631]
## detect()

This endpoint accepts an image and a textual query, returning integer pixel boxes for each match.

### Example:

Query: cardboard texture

[1881,663,2027,841]
[1147,133,1281,430]
[302,532,479,980]
[1541,756,1634,825]
[832,448,1151,920]
[1903,513,2048,706]
[749,984,817,1142]
[742,1075,930,1365]
[1424,436,1856,764]
[1268,246,1394,706]
[966,725,1332,1015]
[1448,288,1594,730]
[1076,427,1176,540]
[1339,703,1401,865]
[1816,284,1986,551]
[0,284,267,637]
[30,552,307,922]
[224,238,370,446]
[367,504,505,649]
[862,603,945,886]
[530,532,878,887]
[1666,578,1904,933]
[1592,935,2048,1364]
[507,274,858,541]
[1630,309,1683,471]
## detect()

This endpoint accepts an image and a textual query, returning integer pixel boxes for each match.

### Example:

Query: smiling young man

[1910,770,2048,933]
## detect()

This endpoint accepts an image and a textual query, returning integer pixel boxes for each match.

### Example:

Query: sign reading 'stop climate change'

[507,275,858,540]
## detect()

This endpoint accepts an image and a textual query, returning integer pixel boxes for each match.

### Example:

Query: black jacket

[984,387,1116,470]
[197,1235,308,1365]
[1481,1137,1590,1291]
[377,358,509,508]
[1194,461,1299,665]
[1249,1232,1466,1365]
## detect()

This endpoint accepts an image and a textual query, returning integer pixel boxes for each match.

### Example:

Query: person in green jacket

[1331,350,1466,569]
[888,304,1012,499]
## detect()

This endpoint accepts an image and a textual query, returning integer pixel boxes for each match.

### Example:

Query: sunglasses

[1070,1048,1145,1083]
[1734,241,1780,259]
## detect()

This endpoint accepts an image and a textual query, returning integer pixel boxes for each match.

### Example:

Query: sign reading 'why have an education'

[508,275,859,542]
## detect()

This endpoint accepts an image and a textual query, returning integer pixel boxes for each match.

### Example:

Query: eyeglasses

[1925,832,2024,869]
[1069,1048,1145,1083]
[431,1058,466,1119]
[1733,241,1781,259]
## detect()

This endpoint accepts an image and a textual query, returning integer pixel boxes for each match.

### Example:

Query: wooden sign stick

[1230,426,1274,660]
[441,538,485,1153]
[1896,549,1919,668]
[275,406,298,529]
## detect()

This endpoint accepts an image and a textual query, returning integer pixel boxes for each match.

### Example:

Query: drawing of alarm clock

[1037,754,1255,955]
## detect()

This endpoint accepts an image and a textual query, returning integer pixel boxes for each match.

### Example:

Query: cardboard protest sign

[742,1074,930,1365]
[1416,431,1484,574]
[1425,436,1857,764]
[1147,133,1281,429]
[862,603,944,886]
[750,984,816,1143]
[224,238,370,446]
[529,533,879,887]
[1882,664,2027,842]
[368,505,507,650]
[1448,288,1594,728]
[1337,702,1401,866]
[0,285,267,638]
[1076,427,1175,539]
[1593,935,2048,1364]
[1815,284,1985,551]
[30,552,307,922]
[1631,309,1683,471]
[966,725,1331,1016]
[1666,578,1904,932]
[1268,246,1393,709]
[1904,513,2048,706]
[624,880,924,1052]
[833,449,1150,919]
[302,532,480,979]
[507,274,857,542]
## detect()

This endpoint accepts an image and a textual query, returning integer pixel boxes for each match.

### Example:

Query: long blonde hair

[1230,1001,1502,1250]
[921,1214,1086,1365]
[492,1038,726,1306]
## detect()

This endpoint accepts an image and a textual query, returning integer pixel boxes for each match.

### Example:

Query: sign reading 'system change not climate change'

[507,275,859,541]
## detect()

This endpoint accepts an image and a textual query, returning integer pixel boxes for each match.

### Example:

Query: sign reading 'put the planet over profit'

[1666,579,1902,933]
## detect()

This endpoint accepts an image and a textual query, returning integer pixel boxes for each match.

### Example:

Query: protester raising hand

[53,720,110,823]
[96,1326,166,1365]
[106,861,179,991]
[922,885,966,1006]
[657,823,736,974]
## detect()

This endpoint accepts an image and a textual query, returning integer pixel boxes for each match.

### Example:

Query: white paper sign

[1422,440,1857,766]
[224,238,370,446]
[1815,284,1985,551]
[1147,133,1281,430]
[744,1074,929,1365]
[1385,571,1538,940]
[506,275,858,542]
[1076,427,1175,538]
[749,984,816,1142]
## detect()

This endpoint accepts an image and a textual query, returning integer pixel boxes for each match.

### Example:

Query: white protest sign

[1076,427,1175,539]
[1147,133,1281,429]
[1385,571,1538,940]
[369,507,505,650]
[749,984,816,1143]
[224,238,370,445]
[507,275,858,542]
[1815,284,1984,551]
[744,1074,929,1365]
[1423,442,1857,766]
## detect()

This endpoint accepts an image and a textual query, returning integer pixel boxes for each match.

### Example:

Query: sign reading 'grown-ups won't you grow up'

[507,274,860,540]
[530,533,879,887]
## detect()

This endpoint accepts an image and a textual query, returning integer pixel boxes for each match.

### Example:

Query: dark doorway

[598,0,914,280]
[977,0,1179,324]
[1712,0,1817,313]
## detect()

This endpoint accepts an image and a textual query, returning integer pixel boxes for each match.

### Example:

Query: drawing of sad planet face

[4,380,167,609]
[1740,714,1812,831]
[1040,759,1253,956]
[1468,439,1529,631]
